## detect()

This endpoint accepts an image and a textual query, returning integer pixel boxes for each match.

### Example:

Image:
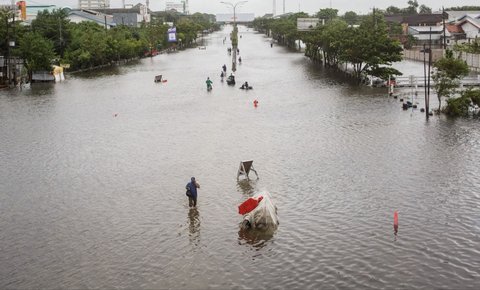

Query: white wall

[461,22,480,39]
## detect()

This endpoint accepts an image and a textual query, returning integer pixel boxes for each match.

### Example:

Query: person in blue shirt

[186,177,200,207]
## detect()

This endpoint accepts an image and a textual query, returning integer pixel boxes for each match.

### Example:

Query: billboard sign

[297,18,320,31]
[167,27,177,42]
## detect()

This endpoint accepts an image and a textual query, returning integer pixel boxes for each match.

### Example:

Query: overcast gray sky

[4,0,480,16]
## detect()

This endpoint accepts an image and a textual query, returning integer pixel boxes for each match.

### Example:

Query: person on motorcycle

[206,77,213,90]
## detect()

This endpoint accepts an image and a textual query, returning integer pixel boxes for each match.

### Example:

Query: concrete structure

[79,0,110,9]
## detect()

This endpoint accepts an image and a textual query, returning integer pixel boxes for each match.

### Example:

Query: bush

[444,89,480,116]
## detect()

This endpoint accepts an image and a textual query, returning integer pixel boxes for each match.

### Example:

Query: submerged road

[1,25,480,288]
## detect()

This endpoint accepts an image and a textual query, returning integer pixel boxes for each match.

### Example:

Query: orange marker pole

[393,211,399,233]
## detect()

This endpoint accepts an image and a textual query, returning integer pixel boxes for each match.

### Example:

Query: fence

[403,49,480,71]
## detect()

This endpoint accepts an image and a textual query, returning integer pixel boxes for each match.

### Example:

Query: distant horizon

[1,0,480,16]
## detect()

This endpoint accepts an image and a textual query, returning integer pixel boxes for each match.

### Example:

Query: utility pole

[5,15,10,85]
[283,0,285,14]
[423,43,428,118]
[427,27,432,118]
[442,6,447,50]
[103,3,107,30]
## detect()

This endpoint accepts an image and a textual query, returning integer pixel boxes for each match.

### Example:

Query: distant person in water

[186,177,200,208]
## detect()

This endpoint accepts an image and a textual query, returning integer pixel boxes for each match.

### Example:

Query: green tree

[63,22,109,69]
[317,8,338,22]
[385,6,402,15]
[340,13,402,81]
[433,50,469,111]
[321,19,349,67]
[405,0,419,14]
[343,11,358,25]
[418,5,432,14]
[18,32,57,78]
[31,9,71,57]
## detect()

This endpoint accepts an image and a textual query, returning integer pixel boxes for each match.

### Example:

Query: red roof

[446,24,464,34]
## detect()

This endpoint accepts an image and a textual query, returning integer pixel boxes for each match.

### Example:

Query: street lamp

[220,1,247,27]
[221,1,247,72]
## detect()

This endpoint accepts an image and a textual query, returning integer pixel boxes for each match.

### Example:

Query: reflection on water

[28,83,56,95]
[236,179,257,196]
[188,208,200,246]
[238,227,274,249]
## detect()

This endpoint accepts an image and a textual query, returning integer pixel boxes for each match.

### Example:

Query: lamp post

[221,1,247,72]
[220,1,247,27]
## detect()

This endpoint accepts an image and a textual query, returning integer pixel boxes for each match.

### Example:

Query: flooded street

[1,26,480,289]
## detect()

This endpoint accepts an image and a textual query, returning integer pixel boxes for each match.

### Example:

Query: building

[68,9,116,29]
[408,26,445,43]
[79,0,110,9]
[94,3,150,27]
[165,1,186,14]
[385,14,444,35]
[456,15,480,40]
[437,10,480,22]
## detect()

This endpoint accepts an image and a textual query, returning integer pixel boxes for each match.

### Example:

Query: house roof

[69,10,116,26]
[446,24,464,34]
[385,14,443,25]
[409,26,444,32]
[457,14,480,22]
[442,10,480,21]
[458,17,480,29]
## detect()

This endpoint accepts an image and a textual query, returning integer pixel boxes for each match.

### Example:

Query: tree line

[253,11,403,82]
[0,8,219,78]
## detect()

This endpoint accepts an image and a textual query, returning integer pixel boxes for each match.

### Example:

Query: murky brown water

[1,26,480,289]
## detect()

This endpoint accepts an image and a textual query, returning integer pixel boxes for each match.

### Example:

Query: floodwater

[1,26,480,289]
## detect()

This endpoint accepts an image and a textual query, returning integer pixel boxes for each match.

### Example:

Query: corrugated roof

[69,10,116,26]
[385,14,443,25]
[458,17,480,29]
[409,26,444,32]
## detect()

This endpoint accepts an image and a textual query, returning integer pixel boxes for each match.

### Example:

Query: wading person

[186,177,200,208]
